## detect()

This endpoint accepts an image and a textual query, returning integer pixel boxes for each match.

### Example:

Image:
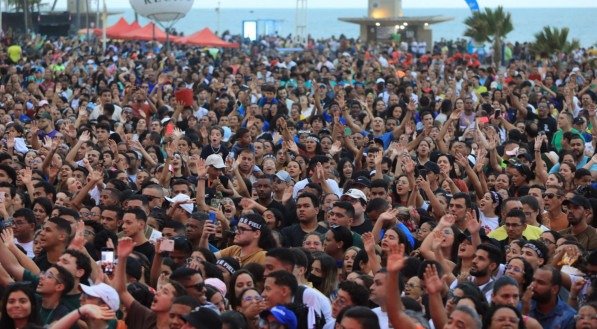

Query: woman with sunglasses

[0,284,40,329]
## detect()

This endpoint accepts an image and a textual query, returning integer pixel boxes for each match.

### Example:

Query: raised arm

[424,264,449,329]
[392,100,416,139]
[49,304,115,329]
[2,228,40,275]
[386,244,419,329]
[65,131,91,166]
[114,237,136,308]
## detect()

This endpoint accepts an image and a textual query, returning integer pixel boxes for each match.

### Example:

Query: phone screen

[101,250,114,263]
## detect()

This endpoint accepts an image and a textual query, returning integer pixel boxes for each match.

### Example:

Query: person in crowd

[0,25,595,329]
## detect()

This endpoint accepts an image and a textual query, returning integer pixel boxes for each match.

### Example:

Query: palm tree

[531,26,580,57]
[464,5,514,66]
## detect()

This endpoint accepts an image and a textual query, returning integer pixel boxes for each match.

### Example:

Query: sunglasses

[542,193,560,199]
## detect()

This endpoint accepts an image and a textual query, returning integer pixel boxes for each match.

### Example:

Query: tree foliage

[531,26,580,55]
[463,6,514,65]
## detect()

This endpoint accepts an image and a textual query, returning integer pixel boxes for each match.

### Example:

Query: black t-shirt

[538,116,558,141]
[134,241,155,264]
[280,223,328,247]
[263,199,288,219]
[34,251,54,272]
[350,217,374,235]
[201,144,229,160]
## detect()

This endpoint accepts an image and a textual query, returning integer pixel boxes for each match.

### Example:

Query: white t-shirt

[15,239,34,258]
[479,211,499,234]
[372,307,390,328]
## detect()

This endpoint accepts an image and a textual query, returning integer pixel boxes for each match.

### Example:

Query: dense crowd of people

[0,29,595,329]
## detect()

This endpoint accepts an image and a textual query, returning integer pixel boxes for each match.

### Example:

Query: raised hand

[1,227,15,248]
[407,99,417,112]
[386,243,407,273]
[20,168,33,186]
[362,232,376,253]
[173,127,184,139]
[374,150,383,167]
[80,304,116,321]
[195,157,207,177]
[439,214,456,228]
[424,264,444,295]
[90,170,103,184]
[117,237,135,258]
[377,208,399,225]
[79,130,91,143]
[43,136,53,149]
[454,152,470,169]
[330,141,342,156]
[465,210,481,234]
[430,230,444,251]
[239,197,257,210]
[402,154,416,175]
[449,109,462,121]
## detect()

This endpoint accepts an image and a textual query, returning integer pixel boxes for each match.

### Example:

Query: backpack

[287,285,326,329]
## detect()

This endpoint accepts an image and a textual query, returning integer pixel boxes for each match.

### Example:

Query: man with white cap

[202,153,234,204]
[272,170,293,204]
[49,282,120,329]
[341,189,373,235]
[166,193,195,224]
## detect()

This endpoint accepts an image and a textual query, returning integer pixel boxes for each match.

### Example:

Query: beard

[532,290,551,303]
[470,266,488,277]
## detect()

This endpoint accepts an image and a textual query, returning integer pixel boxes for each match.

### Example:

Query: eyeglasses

[243,295,263,303]
[332,295,349,307]
[185,281,205,292]
[40,270,63,284]
[543,193,559,199]
[235,226,256,234]
[505,265,524,274]
[447,291,463,304]
[504,222,522,228]
[143,194,160,201]
[539,238,555,245]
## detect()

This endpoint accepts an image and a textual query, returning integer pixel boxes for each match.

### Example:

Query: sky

[52,0,597,9]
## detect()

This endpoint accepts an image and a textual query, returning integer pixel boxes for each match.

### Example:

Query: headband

[306,135,320,143]
[216,259,236,275]
[238,217,262,231]
[490,191,501,206]
[524,243,544,259]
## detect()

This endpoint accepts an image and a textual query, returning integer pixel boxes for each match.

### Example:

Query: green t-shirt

[551,128,583,152]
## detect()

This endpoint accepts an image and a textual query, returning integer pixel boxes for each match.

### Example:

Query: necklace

[211,144,221,154]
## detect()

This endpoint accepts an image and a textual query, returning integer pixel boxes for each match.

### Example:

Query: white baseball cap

[205,154,226,169]
[80,283,120,311]
[342,188,368,203]
[165,193,194,214]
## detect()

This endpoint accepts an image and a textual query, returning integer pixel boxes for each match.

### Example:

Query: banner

[465,0,480,12]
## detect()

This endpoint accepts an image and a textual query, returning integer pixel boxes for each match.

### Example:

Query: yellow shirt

[488,224,543,241]
[218,245,266,266]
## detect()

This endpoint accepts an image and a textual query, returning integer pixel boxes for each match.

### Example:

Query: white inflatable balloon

[129,0,194,22]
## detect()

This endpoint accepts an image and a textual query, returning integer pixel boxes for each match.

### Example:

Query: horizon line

[55,5,597,10]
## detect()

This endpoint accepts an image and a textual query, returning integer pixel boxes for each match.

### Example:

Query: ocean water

[106,7,597,46]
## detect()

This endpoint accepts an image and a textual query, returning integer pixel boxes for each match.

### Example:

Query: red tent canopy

[177,28,238,48]
[119,22,170,42]
[106,18,142,39]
